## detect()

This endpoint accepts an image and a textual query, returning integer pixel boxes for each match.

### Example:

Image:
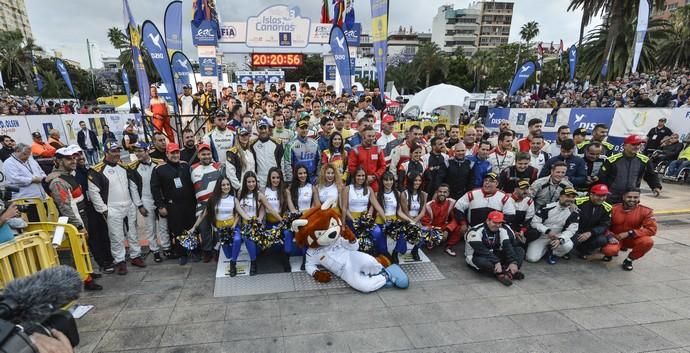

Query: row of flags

[323,0,356,30]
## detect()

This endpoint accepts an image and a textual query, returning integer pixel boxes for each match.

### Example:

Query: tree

[519,21,540,44]
[413,41,448,87]
[445,51,473,91]
[0,30,42,94]
[657,5,690,69]
[106,27,159,86]
[387,62,418,95]
[469,50,495,92]
[284,54,323,82]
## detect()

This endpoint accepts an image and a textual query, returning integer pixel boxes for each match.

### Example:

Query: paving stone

[110,307,173,329]
[400,322,470,348]
[536,331,621,353]
[169,303,226,324]
[75,330,104,353]
[645,319,690,346]
[282,308,395,336]
[448,337,549,353]
[609,302,684,324]
[509,311,583,335]
[77,309,118,332]
[221,337,285,353]
[96,326,165,352]
[159,321,225,346]
[124,291,181,310]
[460,316,529,342]
[223,317,283,342]
[591,325,677,353]
[283,332,350,353]
[142,267,191,282]
[561,306,635,329]
[157,343,222,353]
[656,296,690,317]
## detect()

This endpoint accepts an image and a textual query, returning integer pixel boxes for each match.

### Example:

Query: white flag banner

[632,0,649,73]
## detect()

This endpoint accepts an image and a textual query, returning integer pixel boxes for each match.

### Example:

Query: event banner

[508,61,536,96]
[199,57,218,77]
[122,69,132,107]
[371,0,388,105]
[123,0,151,110]
[568,45,578,81]
[55,59,76,98]
[142,20,179,112]
[247,5,310,48]
[632,0,650,73]
[171,51,194,95]
[329,26,352,94]
[164,0,183,56]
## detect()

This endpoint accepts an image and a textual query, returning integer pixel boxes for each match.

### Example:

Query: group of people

[0,77,669,290]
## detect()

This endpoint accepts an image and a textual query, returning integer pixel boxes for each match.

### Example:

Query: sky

[24,0,602,69]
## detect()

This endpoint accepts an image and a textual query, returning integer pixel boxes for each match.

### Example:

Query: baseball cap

[658,117,667,122]
[484,172,498,181]
[517,179,530,189]
[257,118,273,128]
[561,187,578,196]
[297,117,310,128]
[214,110,227,118]
[165,143,180,153]
[623,134,645,145]
[319,116,334,126]
[590,184,609,196]
[382,114,395,124]
[573,128,588,137]
[104,140,121,152]
[183,84,192,89]
[133,141,149,150]
[31,132,42,138]
[237,127,250,136]
[487,211,505,223]
[56,145,82,157]
[196,143,211,152]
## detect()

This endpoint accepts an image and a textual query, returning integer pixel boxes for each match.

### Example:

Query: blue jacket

[468,155,492,189]
[345,132,363,152]
[283,136,320,184]
[539,154,587,188]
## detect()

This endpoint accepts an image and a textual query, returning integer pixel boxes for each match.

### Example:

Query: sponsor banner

[371,0,388,106]
[55,59,76,98]
[610,108,671,140]
[199,57,218,77]
[329,26,352,94]
[632,0,649,73]
[191,20,218,46]
[484,108,510,129]
[309,23,332,44]
[235,70,284,84]
[344,22,361,47]
[197,46,216,57]
[122,69,131,107]
[61,114,133,146]
[247,5,310,48]
[568,108,615,133]
[171,51,194,95]
[123,0,150,109]
[219,22,247,43]
[142,20,178,111]
[325,65,337,81]
[25,115,69,145]
[568,45,577,81]
[164,0,183,54]
[0,116,32,145]
[669,108,690,142]
[508,61,535,96]
[506,108,566,141]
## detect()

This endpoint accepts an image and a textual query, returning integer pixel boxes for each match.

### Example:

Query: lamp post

[86,38,96,97]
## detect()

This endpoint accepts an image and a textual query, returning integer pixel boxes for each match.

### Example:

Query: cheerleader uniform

[216,194,238,258]
[405,190,425,257]
[318,183,339,205]
[377,190,404,256]
[264,187,296,267]
[348,185,385,255]
[232,194,259,262]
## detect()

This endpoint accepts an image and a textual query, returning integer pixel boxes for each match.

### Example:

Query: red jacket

[609,204,657,238]
[348,144,385,192]
[517,137,532,152]
[421,199,458,231]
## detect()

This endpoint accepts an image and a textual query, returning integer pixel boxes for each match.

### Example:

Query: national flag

[344,0,355,30]
[191,0,205,27]
[321,0,330,23]
[333,0,345,28]
[31,52,43,92]
[123,0,150,110]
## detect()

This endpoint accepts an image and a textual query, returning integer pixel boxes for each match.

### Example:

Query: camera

[0,186,29,213]
[0,309,78,353]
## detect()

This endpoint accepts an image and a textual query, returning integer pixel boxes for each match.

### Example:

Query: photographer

[30,329,74,353]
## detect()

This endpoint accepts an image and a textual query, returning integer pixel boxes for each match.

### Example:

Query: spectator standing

[422,137,448,197]
[3,143,47,200]
[446,143,472,200]
[644,118,673,155]
[101,124,116,146]
[77,121,101,165]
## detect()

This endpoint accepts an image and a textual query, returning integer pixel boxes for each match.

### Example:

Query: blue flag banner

[142,20,179,113]
[600,44,614,80]
[122,69,132,107]
[31,53,43,92]
[329,26,352,94]
[632,0,649,73]
[568,45,578,81]
[508,61,536,96]
[55,59,76,98]
[371,0,388,106]
[344,0,355,30]
[164,1,183,57]
[123,0,150,111]
[171,51,195,96]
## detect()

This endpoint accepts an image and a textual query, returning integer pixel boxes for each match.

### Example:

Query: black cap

[573,128,588,137]
[31,132,42,138]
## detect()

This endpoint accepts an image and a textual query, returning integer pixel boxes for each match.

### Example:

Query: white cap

[56,144,82,157]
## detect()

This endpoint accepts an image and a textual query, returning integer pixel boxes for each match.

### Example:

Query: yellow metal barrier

[0,231,58,288]
[11,197,60,222]
[24,222,93,282]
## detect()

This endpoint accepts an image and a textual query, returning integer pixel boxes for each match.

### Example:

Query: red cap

[166,143,180,153]
[197,143,211,152]
[487,210,505,223]
[590,184,609,196]
[624,134,645,145]
[382,114,395,124]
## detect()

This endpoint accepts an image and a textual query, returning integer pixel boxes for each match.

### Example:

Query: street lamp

[86,38,96,97]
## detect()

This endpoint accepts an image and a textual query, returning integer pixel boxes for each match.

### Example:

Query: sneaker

[229,261,237,277]
[622,258,634,271]
[90,271,102,279]
[496,273,513,286]
[602,256,613,262]
[116,262,128,275]
[101,265,115,274]
[130,257,147,268]
[512,271,525,280]
[547,254,557,265]
[153,252,163,263]
[562,253,571,260]
[202,251,213,263]
[84,280,103,291]
[179,256,189,266]
[444,248,457,257]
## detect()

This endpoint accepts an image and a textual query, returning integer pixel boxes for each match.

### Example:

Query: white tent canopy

[115,96,140,113]
[401,84,470,116]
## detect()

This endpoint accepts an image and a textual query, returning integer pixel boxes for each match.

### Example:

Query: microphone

[0,266,82,322]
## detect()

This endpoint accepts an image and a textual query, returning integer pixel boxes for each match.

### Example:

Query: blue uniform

[283,136,320,183]
[468,155,492,188]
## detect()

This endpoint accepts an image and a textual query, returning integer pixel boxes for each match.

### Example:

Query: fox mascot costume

[291,199,408,293]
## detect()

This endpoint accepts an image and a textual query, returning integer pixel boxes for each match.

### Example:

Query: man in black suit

[77,120,101,165]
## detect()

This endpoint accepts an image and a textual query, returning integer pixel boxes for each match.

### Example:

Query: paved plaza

[74,184,690,353]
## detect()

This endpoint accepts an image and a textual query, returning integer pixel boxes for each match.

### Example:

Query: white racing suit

[203,127,235,164]
[88,162,143,264]
[305,237,387,293]
[130,159,169,253]
[526,201,579,262]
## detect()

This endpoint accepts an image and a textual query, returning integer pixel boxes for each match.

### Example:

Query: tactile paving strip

[213,251,446,297]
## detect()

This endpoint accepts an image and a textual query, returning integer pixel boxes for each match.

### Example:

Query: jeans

[666,160,690,178]
[84,149,99,166]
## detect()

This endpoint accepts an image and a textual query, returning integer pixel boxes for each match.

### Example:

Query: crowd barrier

[0,231,58,288]
[486,107,690,151]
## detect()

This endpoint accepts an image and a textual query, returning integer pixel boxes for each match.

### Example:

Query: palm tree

[413,42,448,87]
[0,30,42,92]
[107,26,160,84]
[657,5,690,69]
[107,27,129,53]
[470,50,494,92]
[519,21,540,44]
[387,63,418,95]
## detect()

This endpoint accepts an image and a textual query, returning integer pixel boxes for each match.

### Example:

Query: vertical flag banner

[55,59,76,98]
[632,0,650,73]
[142,20,179,113]
[371,0,389,106]
[122,69,132,107]
[559,39,564,65]
[171,51,195,97]
[123,0,150,111]
[536,42,544,86]
[508,61,536,96]
[31,53,43,92]
[601,44,614,80]
[321,0,330,23]
[344,0,355,30]
[333,0,345,28]
[568,45,578,81]
[329,26,352,94]
[164,0,183,57]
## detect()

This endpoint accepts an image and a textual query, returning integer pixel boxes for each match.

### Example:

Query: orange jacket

[347,145,385,192]
[609,204,657,238]
[31,141,56,158]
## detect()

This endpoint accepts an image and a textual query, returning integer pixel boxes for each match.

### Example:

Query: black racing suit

[151,160,196,256]
[572,197,611,255]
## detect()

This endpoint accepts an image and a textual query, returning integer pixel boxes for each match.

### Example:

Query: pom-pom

[353,214,376,253]
[242,217,272,250]
[177,229,200,250]
[422,227,443,247]
[403,223,424,245]
[384,219,407,241]
[215,226,234,245]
